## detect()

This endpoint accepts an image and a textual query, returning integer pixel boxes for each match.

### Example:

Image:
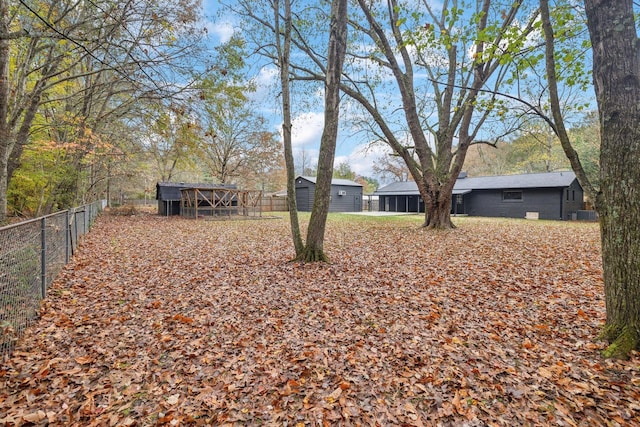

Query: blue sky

[202,0,392,181]
[201,0,596,184]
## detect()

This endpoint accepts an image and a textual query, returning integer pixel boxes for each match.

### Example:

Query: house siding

[383,189,570,219]
[466,188,565,220]
[561,180,585,220]
[295,177,363,212]
[374,172,589,220]
[329,185,362,212]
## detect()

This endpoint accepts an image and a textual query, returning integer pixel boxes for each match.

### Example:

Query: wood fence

[126,196,377,213]
[261,196,288,212]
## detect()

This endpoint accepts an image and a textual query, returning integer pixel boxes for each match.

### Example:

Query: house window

[456,194,463,205]
[503,190,522,201]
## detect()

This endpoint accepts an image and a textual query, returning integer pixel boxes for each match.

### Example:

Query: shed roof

[374,171,577,196]
[156,182,236,200]
[297,176,363,187]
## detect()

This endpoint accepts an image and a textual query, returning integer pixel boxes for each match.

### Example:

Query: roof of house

[373,181,419,195]
[297,176,363,187]
[156,182,236,200]
[374,171,578,196]
[267,189,288,197]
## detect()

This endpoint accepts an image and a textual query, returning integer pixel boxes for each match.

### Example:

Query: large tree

[230,0,538,229]
[274,0,304,255]
[226,0,348,260]
[200,114,282,188]
[582,0,640,358]
[505,123,569,174]
[296,0,348,262]
[346,0,540,228]
[538,0,640,358]
[373,153,413,182]
[145,108,200,182]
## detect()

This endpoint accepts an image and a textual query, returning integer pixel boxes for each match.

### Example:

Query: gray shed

[374,171,586,220]
[295,176,363,212]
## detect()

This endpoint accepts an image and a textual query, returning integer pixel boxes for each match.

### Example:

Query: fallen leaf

[22,411,46,422]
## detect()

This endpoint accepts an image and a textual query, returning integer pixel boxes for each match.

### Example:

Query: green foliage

[566,112,601,189]
[520,1,591,91]
[7,140,83,216]
[333,161,356,180]
[332,162,377,193]
[506,127,570,174]
[207,36,252,89]
[463,117,600,186]
[1,0,212,219]
[356,176,379,194]
[192,58,284,189]
[145,107,201,182]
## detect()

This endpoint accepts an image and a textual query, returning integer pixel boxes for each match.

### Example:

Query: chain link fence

[0,201,103,360]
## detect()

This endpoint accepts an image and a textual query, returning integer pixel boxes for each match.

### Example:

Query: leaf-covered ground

[1,212,638,426]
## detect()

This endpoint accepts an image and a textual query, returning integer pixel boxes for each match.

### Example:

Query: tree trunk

[422,189,455,229]
[275,0,304,256]
[297,0,347,262]
[0,152,7,222]
[0,20,55,221]
[350,0,523,232]
[0,0,10,222]
[539,0,599,203]
[584,0,640,358]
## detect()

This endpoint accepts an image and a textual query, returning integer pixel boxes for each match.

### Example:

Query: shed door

[298,188,310,211]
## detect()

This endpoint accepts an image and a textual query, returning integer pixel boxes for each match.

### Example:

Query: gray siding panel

[329,185,362,212]
[561,180,584,220]
[375,175,585,220]
[467,189,564,219]
[295,179,363,212]
[296,185,313,212]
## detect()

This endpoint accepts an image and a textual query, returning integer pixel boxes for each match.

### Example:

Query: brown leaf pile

[1,213,638,426]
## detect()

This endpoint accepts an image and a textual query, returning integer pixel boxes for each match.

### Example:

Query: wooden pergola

[179,187,262,219]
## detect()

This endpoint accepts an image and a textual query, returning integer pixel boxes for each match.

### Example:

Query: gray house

[375,171,585,220]
[155,182,236,216]
[295,176,363,212]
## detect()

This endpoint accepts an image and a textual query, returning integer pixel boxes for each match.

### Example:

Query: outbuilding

[155,182,236,216]
[374,171,587,220]
[295,176,363,212]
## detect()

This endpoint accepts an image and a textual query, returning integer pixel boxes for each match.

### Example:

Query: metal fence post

[74,210,79,249]
[65,210,70,264]
[40,217,47,299]
[0,202,103,361]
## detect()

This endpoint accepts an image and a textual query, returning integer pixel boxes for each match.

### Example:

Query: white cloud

[291,112,324,148]
[210,21,235,44]
[337,143,392,180]
[247,66,280,111]
[255,66,279,86]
